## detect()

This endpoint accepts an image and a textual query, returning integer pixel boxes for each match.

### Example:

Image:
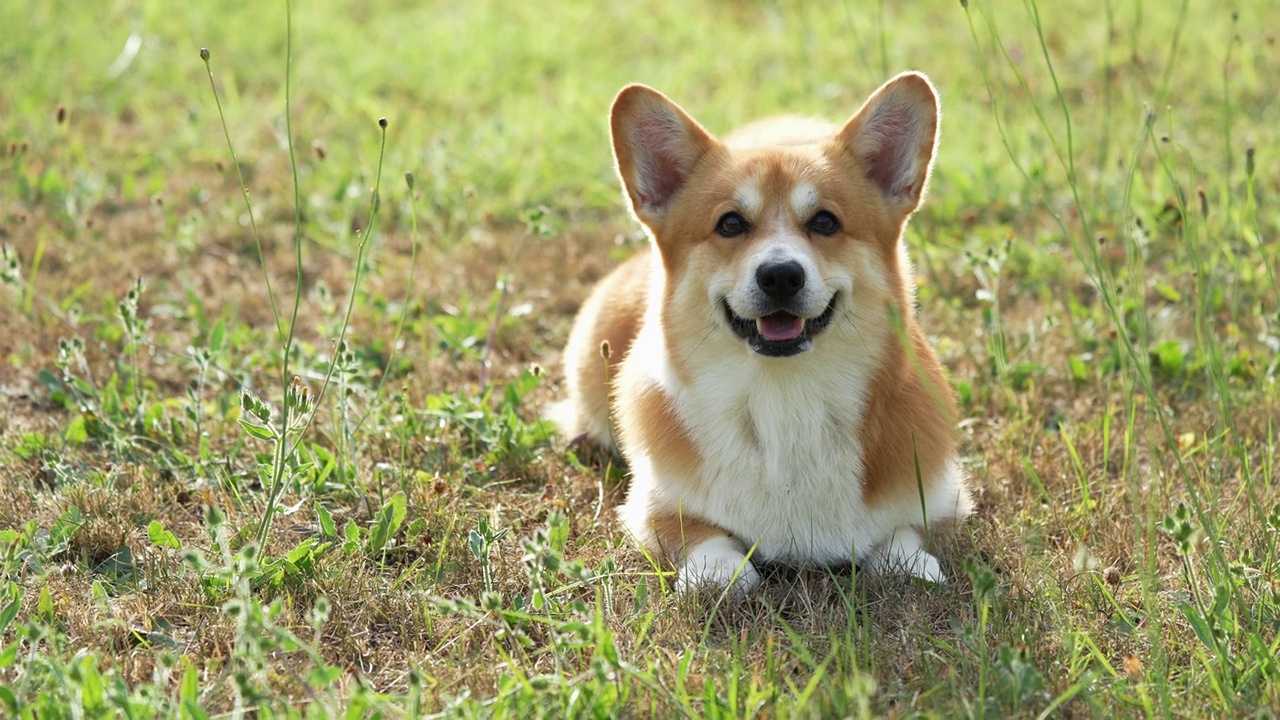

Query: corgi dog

[553,72,971,597]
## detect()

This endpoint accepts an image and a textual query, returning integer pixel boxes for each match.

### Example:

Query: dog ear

[611,85,717,227]
[836,72,940,214]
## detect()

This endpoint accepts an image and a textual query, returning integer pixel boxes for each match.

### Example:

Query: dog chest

[673,365,898,563]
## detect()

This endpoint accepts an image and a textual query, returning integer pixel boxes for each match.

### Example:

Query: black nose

[756,260,805,300]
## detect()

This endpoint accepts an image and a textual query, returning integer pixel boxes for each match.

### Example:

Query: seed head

[1197,188,1208,219]
[1245,147,1255,179]
[405,172,415,191]
[600,340,611,360]
[240,388,272,423]
[200,47,210,61]
[286,376,315,415]
[1122,654,1143,681]
[378,117,388,129]
[55,105,67,125]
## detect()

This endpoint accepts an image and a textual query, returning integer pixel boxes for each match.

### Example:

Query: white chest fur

[628,326,920,567]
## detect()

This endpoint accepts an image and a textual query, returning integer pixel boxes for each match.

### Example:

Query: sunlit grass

[1,0,1278,716]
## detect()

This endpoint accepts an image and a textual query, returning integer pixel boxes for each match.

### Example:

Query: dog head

[610,73,940,360]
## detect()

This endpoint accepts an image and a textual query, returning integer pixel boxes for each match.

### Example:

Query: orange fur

[554,252,649,445]
[617,379,702,482]
[641,511,728,569]
[554,72,969,592]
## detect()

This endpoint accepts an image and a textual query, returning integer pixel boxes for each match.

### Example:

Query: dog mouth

[723,294,838,358]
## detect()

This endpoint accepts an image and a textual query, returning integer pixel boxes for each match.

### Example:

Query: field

[2,0,1279,716]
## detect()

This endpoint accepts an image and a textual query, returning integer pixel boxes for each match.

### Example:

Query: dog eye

[807,211,840,236]
[714,212,749,238]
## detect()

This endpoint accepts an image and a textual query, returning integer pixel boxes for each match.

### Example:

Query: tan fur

[859,327,959,506]
[555,252,648,445]
[641,511,728,569]
[616,378,702,482]
[555,73,968,590]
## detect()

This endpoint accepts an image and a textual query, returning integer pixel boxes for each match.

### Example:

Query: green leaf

[597,620,619,667]
[1155,282,1182,302]
[405,516,427,544]
[64,414,88,444]
[308,665,343,689]
[180,660,199,704]
[0,593,18,632]
[316,503,337,539]
[0,642,17,670]
[1151,340,1186,376]
[209,318,225,352]
[238,418,277,441]
[147,521,181,550]
[368,492,408,557]
[94,546,138,584]
[1068,354,1089,381]
[345,693,370,720]
[546,512,568,552]
[37,586,54,620]
[181,700,211,720]
[286,537,317,565]
[78,654,104,710]
[1182,603,1218,651]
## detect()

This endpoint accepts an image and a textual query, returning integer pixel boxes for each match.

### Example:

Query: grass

[1,0,1278,716]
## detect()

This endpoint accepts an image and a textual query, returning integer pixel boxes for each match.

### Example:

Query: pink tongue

[757,312,804,342]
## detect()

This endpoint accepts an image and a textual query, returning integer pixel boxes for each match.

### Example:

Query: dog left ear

[611,85,718,228]
[837,72,940,214]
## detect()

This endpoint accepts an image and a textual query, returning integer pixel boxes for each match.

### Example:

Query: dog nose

[756,260,805,300]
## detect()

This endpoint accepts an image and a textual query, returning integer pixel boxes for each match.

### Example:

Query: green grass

[2,0,1279,716]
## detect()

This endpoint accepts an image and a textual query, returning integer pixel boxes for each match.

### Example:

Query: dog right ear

[610,85,717,228]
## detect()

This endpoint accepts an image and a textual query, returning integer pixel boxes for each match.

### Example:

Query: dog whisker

[556,73,969,597]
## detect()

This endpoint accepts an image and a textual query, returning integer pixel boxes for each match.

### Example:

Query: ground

[1,0,1278,717]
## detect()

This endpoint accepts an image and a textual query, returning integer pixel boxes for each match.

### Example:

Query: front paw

[900,549,945,584]
[867,527,947,584]
[676,535,761,599]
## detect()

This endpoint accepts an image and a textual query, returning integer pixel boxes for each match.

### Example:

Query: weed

[1,0,1278,715]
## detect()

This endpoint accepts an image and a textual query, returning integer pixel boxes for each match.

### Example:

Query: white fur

[675,535,762,598]
[722,230,834,320]
[593,74,965,598]
[864,527,944,583]
[789,181,818,219]
[619,243,968,585]
[734,182,763,217]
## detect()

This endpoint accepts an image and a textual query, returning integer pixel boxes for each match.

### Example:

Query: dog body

[554,73,971,595]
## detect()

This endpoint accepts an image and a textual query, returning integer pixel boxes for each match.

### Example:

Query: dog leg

[676,535,761,599]
[865,527,945,583]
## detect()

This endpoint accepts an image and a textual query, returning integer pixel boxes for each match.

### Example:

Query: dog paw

[901,549,946,584]
[867,527,947,584]
[676,535,761,599]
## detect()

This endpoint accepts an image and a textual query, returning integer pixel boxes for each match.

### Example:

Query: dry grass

[2,0,1279,716]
